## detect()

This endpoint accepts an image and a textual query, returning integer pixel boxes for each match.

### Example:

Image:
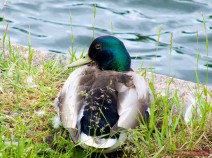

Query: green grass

[0,37,211,157]
[1,9,212,156]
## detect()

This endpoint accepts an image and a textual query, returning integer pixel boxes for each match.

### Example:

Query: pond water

[1,0,212,85]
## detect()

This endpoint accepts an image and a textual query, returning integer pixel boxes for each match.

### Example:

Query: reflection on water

[0,0,212,85]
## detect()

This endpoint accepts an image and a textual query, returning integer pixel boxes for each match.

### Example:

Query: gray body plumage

[54,65,152,152]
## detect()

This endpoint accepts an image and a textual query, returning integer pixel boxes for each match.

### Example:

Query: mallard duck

[54,36,152,153]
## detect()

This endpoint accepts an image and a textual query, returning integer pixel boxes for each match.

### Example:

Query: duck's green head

[69,36,131,72]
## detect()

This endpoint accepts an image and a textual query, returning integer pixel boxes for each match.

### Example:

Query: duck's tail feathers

[79,132,127,153]
[80,132,117,149]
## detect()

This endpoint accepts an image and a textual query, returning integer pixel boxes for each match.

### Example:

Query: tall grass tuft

[201,13,209,85]
[68,15,78,63]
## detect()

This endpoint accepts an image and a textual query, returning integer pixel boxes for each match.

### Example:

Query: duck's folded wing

[116,71,152,129]
[55,66,95,129]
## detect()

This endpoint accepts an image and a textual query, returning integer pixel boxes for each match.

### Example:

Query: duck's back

[55,65,151,150]
[80,70,120,139]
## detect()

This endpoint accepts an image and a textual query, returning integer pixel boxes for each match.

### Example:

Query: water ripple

[12,27,47,38]
[1,0,212,85]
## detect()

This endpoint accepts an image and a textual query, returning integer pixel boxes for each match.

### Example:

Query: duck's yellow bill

[68,54,92,68]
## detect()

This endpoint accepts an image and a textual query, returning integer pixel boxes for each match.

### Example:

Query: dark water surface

[1,0,212,85]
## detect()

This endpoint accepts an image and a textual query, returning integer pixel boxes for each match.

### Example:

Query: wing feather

[55,65,93,129]
[116,71,152,129]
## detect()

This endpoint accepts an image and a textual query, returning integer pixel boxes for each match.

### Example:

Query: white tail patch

[80,132,117,148]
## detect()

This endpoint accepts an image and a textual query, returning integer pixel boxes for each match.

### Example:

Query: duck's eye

[95,44,102,50]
